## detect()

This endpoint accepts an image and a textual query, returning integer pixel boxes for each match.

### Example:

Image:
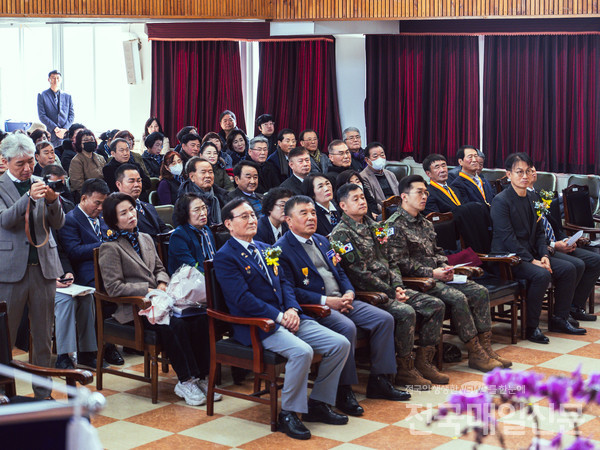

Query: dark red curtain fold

[365,35,480,163]
[483,35,600,174]
[254,39,342,151]
[151,40,246,143]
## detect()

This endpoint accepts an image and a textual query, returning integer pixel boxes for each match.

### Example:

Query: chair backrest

[155,232,173,268]
[491,174,510,194]
[481,168,507,183]
[204,260,232,338]
[155,205,174,227]
[150,177,160,191]
[567,175,600,214]
[426,212,459,252]
[534,171,557,193]
[385,163,411,183]
[381,195,401,221]
[210,224,231,250]
[92,247,108,296]
[149,191,159,206]
[452,202,493,254]
[563,184,595,228]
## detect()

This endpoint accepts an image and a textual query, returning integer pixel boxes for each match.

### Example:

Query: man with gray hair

[247,136,280,193]
[342,127,367,170]
[0,133,66,398]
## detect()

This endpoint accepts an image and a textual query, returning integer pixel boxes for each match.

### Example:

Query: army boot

[465,336,503,372]
[394,354,432,390]
[478,331,512,368]
[415,346,450,385]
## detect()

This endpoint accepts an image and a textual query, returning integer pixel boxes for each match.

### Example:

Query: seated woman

[202,132,232,170]
[255,187,294,245]
[302,173,340,236]
[139,117,170,154]
[157,151,183,205]
[69,128,106,200]
[199,141,234,192]
[336,169,379,219]
[226,129,249,167]
[99,192,219,406]
[142,132,164,177]
[168,193,217,275]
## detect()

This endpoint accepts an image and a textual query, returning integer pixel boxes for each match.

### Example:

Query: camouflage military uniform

[386,208,491,343]
[330,213,445,357]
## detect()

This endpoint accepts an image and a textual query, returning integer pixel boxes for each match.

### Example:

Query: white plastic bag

[139,289,174,325]
[167,264,207,307]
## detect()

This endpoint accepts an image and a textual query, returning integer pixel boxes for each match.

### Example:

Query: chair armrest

[300,304,331,318]
[477,253,521,266]
[10,360,93,386]
[206,309,275,333]
[563,223,599,235]
[404,277,436,292]
[94,293,147,308]
[355,291,388,306]
[454,266,484,278]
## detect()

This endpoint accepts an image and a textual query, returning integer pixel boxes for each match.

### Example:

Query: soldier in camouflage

[386,175,511,372]
[330,183,448,388]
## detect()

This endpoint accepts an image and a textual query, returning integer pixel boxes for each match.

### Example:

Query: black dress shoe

[568,315,580,329]
[78,351,107,369]
[55,354,74,369]
[549,316,587,335]
[526,327,550,344]
[335,385,364,416]
[366,374,411,401]
[104,344,124,365]
[303,400,348,425]
[278,410,311,440]
[571,306,598,322]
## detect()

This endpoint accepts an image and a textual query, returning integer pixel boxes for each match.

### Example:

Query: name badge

[326,249,336,259]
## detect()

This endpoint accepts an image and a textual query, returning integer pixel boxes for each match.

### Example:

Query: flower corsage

[262,246,282,276]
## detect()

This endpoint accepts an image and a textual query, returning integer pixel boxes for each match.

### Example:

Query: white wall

[125,23,152,138]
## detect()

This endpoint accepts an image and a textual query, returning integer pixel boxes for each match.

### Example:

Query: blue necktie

[92,219,102,240]
[136,201,146,216]
[248,244,267,277]
[541,214,556,243]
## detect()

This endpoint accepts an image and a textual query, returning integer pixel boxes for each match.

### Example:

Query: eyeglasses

[331,150,351,157]
[512,169,534,178]
[346,135,361,141]
[250,147,269,153]
[232,212,257,221]
[409,190,430,198]
[274,202,287,209]
[302,138,318,143]
[190,206,208,214]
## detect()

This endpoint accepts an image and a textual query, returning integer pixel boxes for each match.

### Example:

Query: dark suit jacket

[315,202,340,237]
[37,88,74,145]
[278,232,354,305]
[490,185,549,262]
[266,149,290,184]
[227,188,264,203]
[450,172,495,205]
[102,158,151,193]
[279,175,303,195]
[167,224,216,275]
[255,215,288,245]
[424,183,464,215]
[59,207,109,287]
[137,201,170,236]
[214,238,307,346]
[446,165,462,183]
[256,162,281,194]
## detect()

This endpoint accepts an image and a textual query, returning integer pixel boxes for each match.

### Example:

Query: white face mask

[371,157,386,171]
[170,163,183,176]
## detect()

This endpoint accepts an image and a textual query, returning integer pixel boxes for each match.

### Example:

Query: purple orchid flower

[565,437,595,450]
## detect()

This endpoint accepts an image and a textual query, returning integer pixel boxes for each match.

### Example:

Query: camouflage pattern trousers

[426,280,491,343]
[380,289,445,357]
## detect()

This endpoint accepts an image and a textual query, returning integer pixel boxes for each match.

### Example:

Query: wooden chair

[381,195,401,221]
[203,260,331,432]
[491,174,510,194]
[155,205,174,229]
[566,175,600,215]
[562,184,600,240]
[93,248,167,404]
[385,163,411,183]
[0,302,93,402]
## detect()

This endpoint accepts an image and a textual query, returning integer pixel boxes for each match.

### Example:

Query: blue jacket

[214,238,308,346]
[277,232,354,305]
[255,215,288,246]
[37,88,75,146]
[450,172,495,205]
[59,207,109,287]
[168,224,216,275]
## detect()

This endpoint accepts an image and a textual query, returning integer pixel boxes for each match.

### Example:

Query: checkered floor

[12,295,600,449]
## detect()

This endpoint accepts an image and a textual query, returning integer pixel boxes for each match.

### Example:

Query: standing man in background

[37,70,75,147]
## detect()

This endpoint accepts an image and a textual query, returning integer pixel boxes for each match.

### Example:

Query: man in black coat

[422,154,463,215]
[247,136,280,193]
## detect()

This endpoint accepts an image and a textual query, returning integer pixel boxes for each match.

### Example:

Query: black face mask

[82,142,96,153]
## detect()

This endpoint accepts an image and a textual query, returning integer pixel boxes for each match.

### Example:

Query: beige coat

[68,152,106,193]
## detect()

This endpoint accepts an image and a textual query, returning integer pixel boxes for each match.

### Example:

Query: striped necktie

[248,244,268,277]
[541,214,556,243]
[92,219,102,240]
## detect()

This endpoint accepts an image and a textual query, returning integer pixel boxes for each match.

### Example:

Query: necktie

[541,215,556,243]
[443,184,451,193]
[92,219,102,240]
[136,201,146,216]
[276,231,281,240]
[474,175,483,190]
[248,244,267,277]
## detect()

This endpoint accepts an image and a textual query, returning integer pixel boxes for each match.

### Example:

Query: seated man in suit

[299,129,329,174]
[278,195,408,417]
[450,146,494,206]
[279,147,312,195]
[228,161,264,217]
[330,184,447,388]
[247,136,281,193]
[255,187,293,245]
[342,127,367,171]
[386,175,510,372]
[59,177,124,366]
[215,198,351,440]
[115,164,170,236]
[360,142,399,214]
[102,138,151,194]
[422,154,463,215]
[326,139,360,181]
[267,129,296,184]
[177,157,229,225]
[491,153,586,344]
[528,166,600,322]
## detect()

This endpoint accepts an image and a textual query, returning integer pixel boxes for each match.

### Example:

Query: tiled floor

[12,298,600,449]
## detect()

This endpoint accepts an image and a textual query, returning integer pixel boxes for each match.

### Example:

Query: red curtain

[483,35,600,174]
[365,35,480,163]
[255,39,342,151]
[151,41,246,143]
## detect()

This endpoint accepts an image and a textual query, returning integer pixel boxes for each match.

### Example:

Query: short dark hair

[504,152,533,171]
[109,138,129,154]
[399,174,426,195]
[48,70,61,77]
[199,141,218,156]
[173,193,207,227]
[298,129,318,142]
[99,129,119,141]
[180,132,201,145]
[201,132,225,150]
[102,192,136,230]
[75,129,96,153]
[233,160,259,178]
[337,183,362,204]
[67,123,86,139]
[365,141,385,159]
[35,140,53,155]
[219,110,236,122]
[327,139,345,153]
[115,163,140,184]
[284,195,315,217]
[177,126,197,142]
[144,131,164,149]
[81,178,110,197]
[288,146,309,160]
[30,129,51,144]
[255,113,274,129]
[186,156,211,175]
[335,170,363,191]
[262,187,295,216]
[144,117,164,138]
[277,128,296,143]
[301,173,331,199]
[422,154,447,172]
[114,130,134,143]
[456,145,478,161]
[41,164,66,178]
[222,197,252,222]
